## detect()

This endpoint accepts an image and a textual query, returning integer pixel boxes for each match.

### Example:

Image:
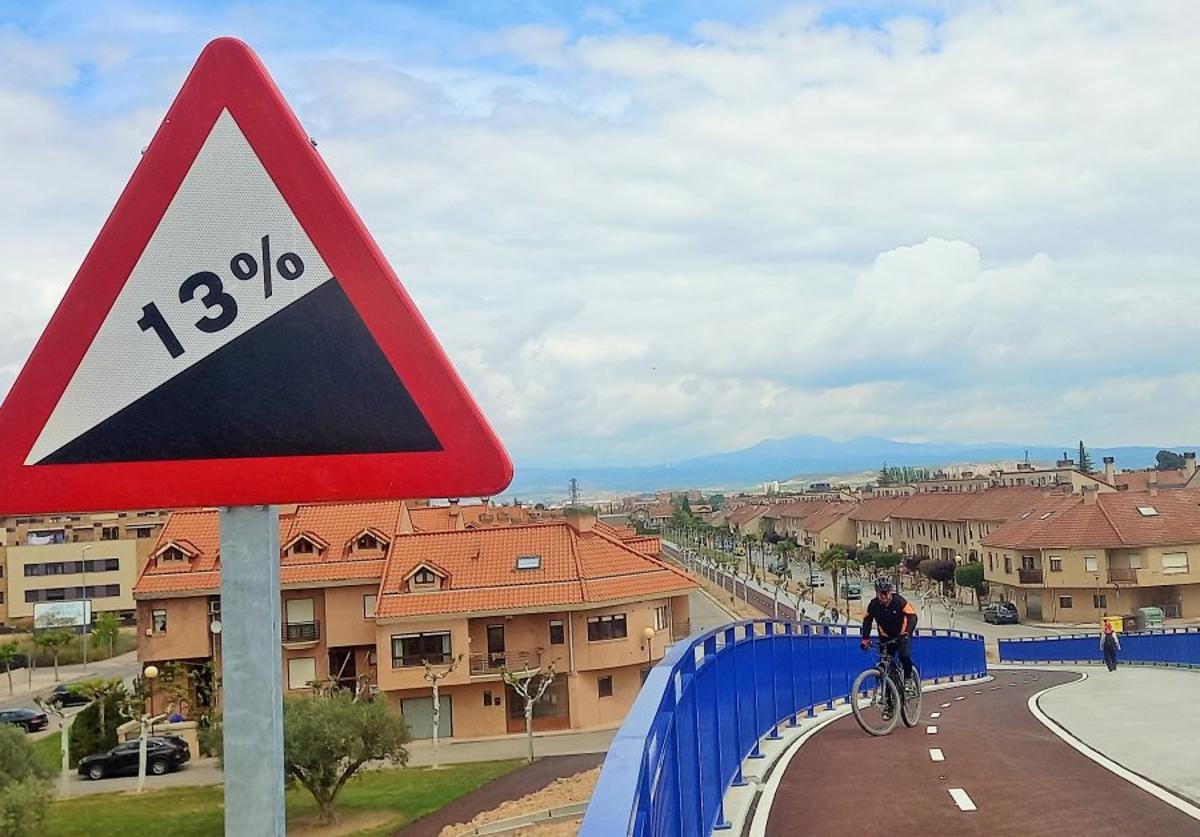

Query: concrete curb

[452,801,589,835]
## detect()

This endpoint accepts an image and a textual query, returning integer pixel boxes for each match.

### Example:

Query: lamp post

[137,665,160,794]
[79,546,92,672]
[642,626,655,669]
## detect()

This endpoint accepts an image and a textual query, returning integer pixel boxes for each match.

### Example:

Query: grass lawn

[31,731,63,774]
[45,759,522,837]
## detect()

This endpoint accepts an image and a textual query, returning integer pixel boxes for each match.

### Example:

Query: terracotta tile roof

[282,501,402,564]
[726,505,767,526]
[647,504,675,519]
[848,497,909,522]
[408,502,537,533]
[981,489,1200,549]
[375,522,695,619]
[1110,469,1189,492]
[887,487,1060,524]
[621,536,662,556]
[133,570,222,595]
[793,504,854,532]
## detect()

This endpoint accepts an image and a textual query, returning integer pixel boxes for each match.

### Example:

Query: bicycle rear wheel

[851,668,901,736]
[901,665,923,727]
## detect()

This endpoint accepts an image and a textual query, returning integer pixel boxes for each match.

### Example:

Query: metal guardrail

[579,619,986,837]
[282,621,320,643]
[468,651,538,675]
[999,626,1200,667]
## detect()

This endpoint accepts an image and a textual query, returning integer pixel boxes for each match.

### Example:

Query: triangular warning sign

[0,38,512,514]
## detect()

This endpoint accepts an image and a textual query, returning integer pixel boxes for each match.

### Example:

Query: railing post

[765,622,782,739]
[746,623,764,758]
[722,626,747,787]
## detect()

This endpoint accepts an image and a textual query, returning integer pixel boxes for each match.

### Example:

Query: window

[516,555,541,570]
[988,554,994,571]
[1049,557,1063,572]
[292,539,314,554]
[1162,552,1190,575]
[152,609,168,633]
[391,631,451,667]
[548,619,565,645]
[1003,556,1012,574]
[1093,594,1108,609]
[1084,556,1098,573]
[160,548,185,563]
[136,528,152,538]
[412,569,437,585]
[356,534,379,550]
[597,675,614,698]
[363,594,377,618]
[1059,596,1073,609]
[1128,554,1143,569]
[0,593,5,605]
[587,613,627,641]
[653,605,669,631]
[100,526,119,540]
[483,690,495,707]
[1137,506,1159,517]
[287,657,316,690]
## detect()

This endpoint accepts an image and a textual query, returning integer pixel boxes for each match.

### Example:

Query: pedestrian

[1101,620,1121,672]
[819,608,830,624]
[800,608,807,623]
[831,606,840,623]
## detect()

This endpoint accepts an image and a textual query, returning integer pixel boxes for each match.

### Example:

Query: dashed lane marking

[940,702,951,708]
[949,788,977,812]
[930,748,945,762]
[926,725,938,734]
[930,712,941,719]
[954,696,966,701]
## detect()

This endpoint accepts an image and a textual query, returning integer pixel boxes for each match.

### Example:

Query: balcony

[1108,568,1138,584]
[671,619,691,642]
[283,621,321,646]
[469,651,539,677]
[1018,568,1044,584]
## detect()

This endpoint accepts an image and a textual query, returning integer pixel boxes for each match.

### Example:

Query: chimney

[1082,485,1098,505]
[1185,453,1197,480]
[1148,472,1158,497]
[564,506,596,533]
[1103,457,1115,485]
[448,498,460,517]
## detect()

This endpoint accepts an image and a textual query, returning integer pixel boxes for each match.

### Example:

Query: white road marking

[949,788,977,812]
[930,712,941,718]
[955,696,966,701]
[974,690,982,694]
[930,748,945,762]
[926,725,938,734]
[940,702,951,708]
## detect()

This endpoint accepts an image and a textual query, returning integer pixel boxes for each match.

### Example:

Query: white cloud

[3,1,1200,470]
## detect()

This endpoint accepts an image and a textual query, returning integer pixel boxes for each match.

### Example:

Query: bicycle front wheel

[851,668,901,736]
[901,665,923,727]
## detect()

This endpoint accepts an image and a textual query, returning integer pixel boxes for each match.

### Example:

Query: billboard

[33,600,92,631]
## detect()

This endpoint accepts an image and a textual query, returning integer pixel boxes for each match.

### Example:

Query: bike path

[762,669,1200,836]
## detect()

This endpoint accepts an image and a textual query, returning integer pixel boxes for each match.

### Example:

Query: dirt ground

[438,767,598,837]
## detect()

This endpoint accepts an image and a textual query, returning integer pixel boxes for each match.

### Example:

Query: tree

[69,686,128,766]
[501,660,559,764]
[955,562,988,610]
[1078,441,1094,474]
[422,655,462,769]
[0,644,18,696]
[91,612,121,661]
[1156,450,1185,470]
[68,678,123,744]
[0,725,51,835]
[283,691,410,825]
[33,631,73,682]
[818,545,857,618]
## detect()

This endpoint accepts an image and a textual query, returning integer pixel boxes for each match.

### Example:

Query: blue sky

[2,1,1199,469]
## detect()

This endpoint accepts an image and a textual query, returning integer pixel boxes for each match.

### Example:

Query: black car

[49,684,90,708]
[983,602,1020,624]
[0,708,48,733]
[78,736,190,780]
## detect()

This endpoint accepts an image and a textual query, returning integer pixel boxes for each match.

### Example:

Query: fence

[999,626,1200,667]
[580,619,986,837]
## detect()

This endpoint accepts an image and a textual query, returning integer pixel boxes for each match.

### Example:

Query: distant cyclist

[859,577,917,706]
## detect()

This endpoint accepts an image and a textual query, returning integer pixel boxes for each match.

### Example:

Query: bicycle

[850,636,923,736]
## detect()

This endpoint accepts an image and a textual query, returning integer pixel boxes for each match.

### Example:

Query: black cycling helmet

[874,576,894,593]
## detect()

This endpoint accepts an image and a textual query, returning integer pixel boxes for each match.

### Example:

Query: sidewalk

[0,650,140,710]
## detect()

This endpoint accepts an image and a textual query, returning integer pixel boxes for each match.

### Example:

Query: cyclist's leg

[897,634,914,682]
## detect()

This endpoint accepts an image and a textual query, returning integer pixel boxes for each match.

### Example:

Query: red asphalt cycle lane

[765,669,1200,836]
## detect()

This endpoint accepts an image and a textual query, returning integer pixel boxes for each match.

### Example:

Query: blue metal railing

[580,620,986,837]
[999,626,1200,667]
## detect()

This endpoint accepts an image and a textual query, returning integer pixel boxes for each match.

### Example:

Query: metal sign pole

[220,505,285,836]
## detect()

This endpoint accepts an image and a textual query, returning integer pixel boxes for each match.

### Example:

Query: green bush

[68,691,126,767]
[0,725,51,836]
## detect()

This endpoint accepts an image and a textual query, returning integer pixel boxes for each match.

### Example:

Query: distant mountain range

[502,435,1197,500]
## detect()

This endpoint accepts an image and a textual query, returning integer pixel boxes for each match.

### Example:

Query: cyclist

[859,576,917,716]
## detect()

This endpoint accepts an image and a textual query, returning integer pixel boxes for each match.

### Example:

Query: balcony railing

[1108,568,1138,584]
[1018,568,1044,584]
[283,621,320,644]
[671,619,691,642]
[468,651,538,676]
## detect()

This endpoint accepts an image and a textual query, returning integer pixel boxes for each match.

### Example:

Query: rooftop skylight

[516,554,542,570]
[1137,506,1159,517]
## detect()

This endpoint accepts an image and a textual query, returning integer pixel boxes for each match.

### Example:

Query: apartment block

[133,502,693,739]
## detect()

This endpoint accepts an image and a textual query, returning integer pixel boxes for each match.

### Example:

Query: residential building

[134,502,695,739]
[849,498,910,549]
[982,488,1200,623]
[989,461,1113,493]
[725,505,769,538]
[0,509,171,625]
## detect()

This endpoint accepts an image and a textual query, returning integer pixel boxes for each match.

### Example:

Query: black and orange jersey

[860,593,917,640]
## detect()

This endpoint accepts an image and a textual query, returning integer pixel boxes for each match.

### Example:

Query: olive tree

[33,630,74,682]
[283,691,410,825]
[0,643,18,695]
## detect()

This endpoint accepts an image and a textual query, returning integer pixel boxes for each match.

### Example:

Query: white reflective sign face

[28,109,333,464]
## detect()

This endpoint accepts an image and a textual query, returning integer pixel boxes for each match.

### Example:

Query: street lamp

[137,665,161,794]
[642,626,655,668]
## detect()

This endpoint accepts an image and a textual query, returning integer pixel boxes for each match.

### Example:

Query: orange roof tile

[981,490,1200,549]
[848,497,909,522]
[375,522,695,619]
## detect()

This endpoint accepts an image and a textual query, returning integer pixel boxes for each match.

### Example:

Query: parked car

[49,684,90,708]
[983,602,1020,624]
[767,559,789,574]
[808,570,825,587]
[0,708,48,733]
[840,581,862,600]
[78,736,190,780]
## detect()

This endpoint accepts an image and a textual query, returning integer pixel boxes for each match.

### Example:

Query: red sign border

[0,37,512,514]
